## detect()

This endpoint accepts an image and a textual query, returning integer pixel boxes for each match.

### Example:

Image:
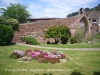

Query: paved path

[16,43,100,50]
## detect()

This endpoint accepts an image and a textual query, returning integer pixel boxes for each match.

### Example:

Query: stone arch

[78,8,86,15]
[80,8,84,14]
[74,15,92,37]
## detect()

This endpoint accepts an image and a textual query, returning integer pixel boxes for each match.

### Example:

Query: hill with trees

[67,4,100,17]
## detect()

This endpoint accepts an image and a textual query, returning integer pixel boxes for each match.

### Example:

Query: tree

[45,25,71,44]
[85,8,90,11]
[0,17,19,31]
[67,12,78,18]
[1,3,31,23]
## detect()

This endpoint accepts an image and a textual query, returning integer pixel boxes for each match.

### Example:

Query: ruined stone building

[13,8,99,43]
[86,10,100,32]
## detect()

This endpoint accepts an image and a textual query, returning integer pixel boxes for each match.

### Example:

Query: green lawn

[40,43,100,48]
[0,45,100,75]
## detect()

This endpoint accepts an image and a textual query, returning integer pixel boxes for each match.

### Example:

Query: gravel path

[16,43,100,50]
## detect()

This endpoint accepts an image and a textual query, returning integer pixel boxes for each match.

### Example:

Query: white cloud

[29,0,98,18]
[28,0,73,18]
[0,0,99,18]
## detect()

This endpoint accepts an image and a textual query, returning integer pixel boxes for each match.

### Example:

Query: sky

[0,0,100,18]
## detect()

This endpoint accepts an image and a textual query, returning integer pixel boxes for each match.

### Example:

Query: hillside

[67,4,100,17]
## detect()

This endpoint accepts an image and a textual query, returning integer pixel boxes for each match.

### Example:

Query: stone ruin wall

[12,17,79,43]
[13,15,97,43]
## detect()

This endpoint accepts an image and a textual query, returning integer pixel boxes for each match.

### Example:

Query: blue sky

[0,0,100,18]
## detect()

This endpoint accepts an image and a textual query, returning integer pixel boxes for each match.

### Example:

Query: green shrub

[96,32,100,39]
[0,17,19,31]
[75,28,84,43]
[0,24,14,45]
[70,38,77,44]
[61,36,69,44]
[45,25,71,44]
[20,36,40,45]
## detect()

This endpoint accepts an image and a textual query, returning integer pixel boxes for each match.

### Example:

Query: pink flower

[34,52,40,56]
[38,58,43,62]
[43,52,48,56]
[31,54,37,58]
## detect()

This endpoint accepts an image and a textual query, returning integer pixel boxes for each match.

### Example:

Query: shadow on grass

[34,73,66,75]
[92,71,100,75]
[34,73,53,75]
[43,73,53,75]
[0,42,16,46]
[70,71,84,75]
[33,71,100,75]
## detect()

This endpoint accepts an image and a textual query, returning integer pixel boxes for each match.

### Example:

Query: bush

[61,36,69,44]
[75,28,84,43]
[70,38,77,44]
[20,36,40,45]
[45,25,71,44]
[96,32,100,39]
[82,34,94,43]
[0,17,19,31]
[0,24,14,45]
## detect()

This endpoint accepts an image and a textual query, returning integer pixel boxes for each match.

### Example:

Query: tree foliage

[67,12,78,18]
[86,4,100,11]
[1,3,31,23]
[45,25,71,44]
[0,17,19,31]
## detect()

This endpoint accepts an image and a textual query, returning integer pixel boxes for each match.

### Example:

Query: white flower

[13,50,24,57]
[57,55,61,58]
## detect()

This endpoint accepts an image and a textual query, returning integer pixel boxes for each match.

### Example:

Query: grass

[0,45,100,75]
[40,43,100,48]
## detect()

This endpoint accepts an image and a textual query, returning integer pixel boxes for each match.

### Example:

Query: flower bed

[10,49,66,64]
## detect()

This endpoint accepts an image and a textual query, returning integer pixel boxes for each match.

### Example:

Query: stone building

[86,10,100,33]
[13,8,99,43]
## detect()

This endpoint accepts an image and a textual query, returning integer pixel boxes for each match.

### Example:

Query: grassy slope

[0,45,100,75]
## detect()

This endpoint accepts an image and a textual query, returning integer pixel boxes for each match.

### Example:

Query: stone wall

[12,15,93,43]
